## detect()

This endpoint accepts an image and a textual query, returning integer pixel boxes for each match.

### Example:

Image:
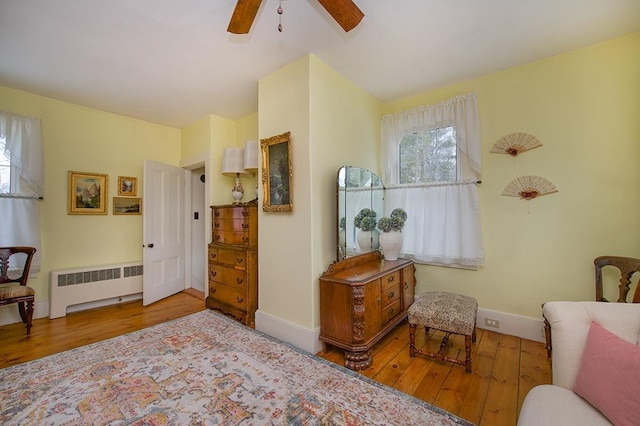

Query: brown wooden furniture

[0,246,36,335]
[594,255,640,303]
[543,255,640,358]
[319,251,415,370]
[206,203,258,327]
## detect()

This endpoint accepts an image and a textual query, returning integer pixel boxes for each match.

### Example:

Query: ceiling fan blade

[227,0,263,34]
[316,0,364,32]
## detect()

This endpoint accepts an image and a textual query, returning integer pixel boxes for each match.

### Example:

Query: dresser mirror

[337,166,385,260]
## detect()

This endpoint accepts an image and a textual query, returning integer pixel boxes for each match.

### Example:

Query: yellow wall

[0,85,180,302]
[3,32,637,329]
[308,56,381,326]
[383,33,640,317]
[258,56,313,326]
[257,55,381,329]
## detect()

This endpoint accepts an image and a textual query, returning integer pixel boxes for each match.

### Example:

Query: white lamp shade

[244,140,259,171]
[222,147,250,176]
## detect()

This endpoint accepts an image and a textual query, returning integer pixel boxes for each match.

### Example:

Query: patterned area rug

[0,310,472,425]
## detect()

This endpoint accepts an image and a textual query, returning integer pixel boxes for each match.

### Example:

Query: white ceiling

[1,1,639,128]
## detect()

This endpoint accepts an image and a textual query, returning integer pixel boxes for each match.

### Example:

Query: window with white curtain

[0,111,44,274]
[381,94,484,268]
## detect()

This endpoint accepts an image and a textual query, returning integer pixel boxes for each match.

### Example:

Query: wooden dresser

[206,202,258,327]
[319,251,415,370]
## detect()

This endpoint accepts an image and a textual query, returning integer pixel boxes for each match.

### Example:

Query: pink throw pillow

[573,321,640,426]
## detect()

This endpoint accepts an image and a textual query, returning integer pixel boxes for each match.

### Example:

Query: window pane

[399,126,456,184]
[0,149,9,193]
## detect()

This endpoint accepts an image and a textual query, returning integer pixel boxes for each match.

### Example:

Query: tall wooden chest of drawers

[319,251,415,370]
[206,203,258,327]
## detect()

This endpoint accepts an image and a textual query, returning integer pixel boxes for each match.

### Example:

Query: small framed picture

[113,197,142,215]
[118,176,137,196]
[68,171,108,215]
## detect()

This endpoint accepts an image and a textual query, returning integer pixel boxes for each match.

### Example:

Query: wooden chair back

[0,246,36,286]
[0,246,37,335]
[594,256,640,303]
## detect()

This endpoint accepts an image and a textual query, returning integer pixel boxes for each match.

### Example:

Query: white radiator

[49,262,143,319]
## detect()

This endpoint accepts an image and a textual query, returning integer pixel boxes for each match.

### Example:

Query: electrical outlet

[484,318,500,328]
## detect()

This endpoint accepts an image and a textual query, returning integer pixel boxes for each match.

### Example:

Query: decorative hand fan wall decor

[502,176,558,200]
[228,0,364,34]
[491,132,543,157]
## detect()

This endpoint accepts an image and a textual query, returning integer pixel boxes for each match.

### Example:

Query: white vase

[357,229,380,252]
[380,230,403,260]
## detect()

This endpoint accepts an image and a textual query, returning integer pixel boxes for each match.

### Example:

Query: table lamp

[222,147,250,203]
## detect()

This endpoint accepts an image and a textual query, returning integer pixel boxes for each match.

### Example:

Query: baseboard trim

[2,301,545,345]
[0,294,145,327]
[477,308,545,343]
[255,310,322,354]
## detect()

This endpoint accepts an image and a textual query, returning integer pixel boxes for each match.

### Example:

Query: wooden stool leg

[409,323,417,357]
[464,335,472,373]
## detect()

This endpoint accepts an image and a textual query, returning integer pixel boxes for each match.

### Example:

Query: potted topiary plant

[354,208,379,251]
[377,208,407,260]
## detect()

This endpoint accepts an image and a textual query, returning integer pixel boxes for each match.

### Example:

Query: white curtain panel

[385,183,484,268]
[0,111,44,197]
[380,94,484,268]
[0,111,44,273]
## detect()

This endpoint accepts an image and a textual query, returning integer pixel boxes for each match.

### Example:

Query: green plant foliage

[377,208,407,232]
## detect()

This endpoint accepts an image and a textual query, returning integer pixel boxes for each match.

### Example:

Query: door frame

[180,152,212,292]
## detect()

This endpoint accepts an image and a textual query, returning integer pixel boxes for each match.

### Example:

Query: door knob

[144,243,154,248]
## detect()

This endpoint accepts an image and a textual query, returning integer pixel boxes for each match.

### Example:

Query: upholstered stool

[408,291,478,373]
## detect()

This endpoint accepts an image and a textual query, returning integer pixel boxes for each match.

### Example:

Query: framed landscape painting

[113,197,142,215]
[68,171,108,215]
[261,131,292,212]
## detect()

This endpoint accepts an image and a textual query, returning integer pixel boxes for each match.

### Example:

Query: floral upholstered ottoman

[408,291,478,372]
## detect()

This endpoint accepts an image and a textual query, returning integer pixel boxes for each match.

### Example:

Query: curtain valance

[381,93,481,184]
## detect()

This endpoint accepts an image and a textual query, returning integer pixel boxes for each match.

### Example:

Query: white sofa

[518,301,640,425]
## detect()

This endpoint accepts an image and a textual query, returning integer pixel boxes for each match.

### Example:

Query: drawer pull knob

[214,222,220,228]
[241,211,249,217]
[236,258,244,264]
[214,235,221,241]
[387,291,395,298]
[236,278,244,285]
[404,282,408,289]
[214,211,220,217]
[211,271,217,277]
[242,237,249,243]
[387,276,395,283]
[388,308,396,317]
[242,223,249,229]
[211,253,217,259]
[377,298,381,306]
[237,296,244,303]
[211,288,217,294]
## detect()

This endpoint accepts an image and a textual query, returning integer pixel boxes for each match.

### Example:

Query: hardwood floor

[318,324,551,426]
[0,292,550,425]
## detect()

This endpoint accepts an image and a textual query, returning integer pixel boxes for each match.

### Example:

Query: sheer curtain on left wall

[0,110,44,273]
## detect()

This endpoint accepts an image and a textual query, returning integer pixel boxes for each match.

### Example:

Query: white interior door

[143,159,186,305]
